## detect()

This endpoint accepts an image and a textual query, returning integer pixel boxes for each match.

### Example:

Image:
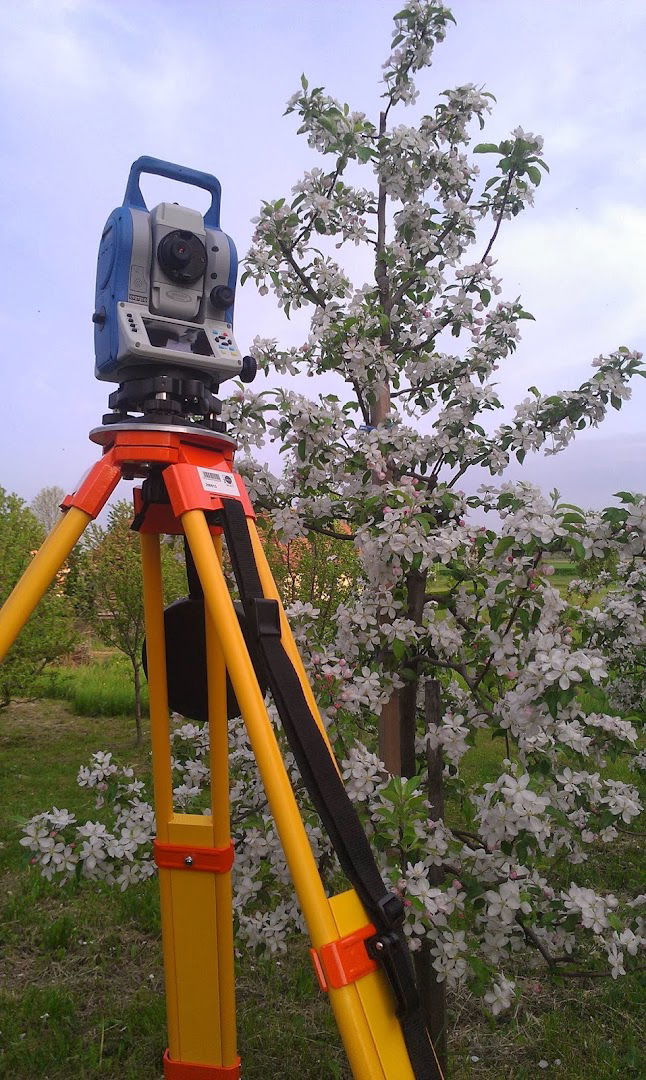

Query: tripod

[0,422,443,1080]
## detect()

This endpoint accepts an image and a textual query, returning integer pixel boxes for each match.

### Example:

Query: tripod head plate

[89,422,237,450]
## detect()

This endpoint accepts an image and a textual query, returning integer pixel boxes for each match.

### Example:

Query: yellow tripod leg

[0,507,91,661]
[248,521,421,1079]
[207,535,237,1065]
[141,532,237,1072]
[183,509,414,1080]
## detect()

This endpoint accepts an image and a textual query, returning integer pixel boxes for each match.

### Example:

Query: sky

[0,0,644,514]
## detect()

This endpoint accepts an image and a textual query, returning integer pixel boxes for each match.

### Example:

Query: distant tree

[30,485,66,533]
[0,487,76,707]
[257,514,359,642]
[80,500,187,742]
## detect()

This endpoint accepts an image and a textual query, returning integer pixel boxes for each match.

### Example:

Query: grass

[545,557,577,590]
[0,698,643,1078]
[35,654,149,718]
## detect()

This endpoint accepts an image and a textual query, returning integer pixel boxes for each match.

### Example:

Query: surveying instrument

[0,158,443,1079]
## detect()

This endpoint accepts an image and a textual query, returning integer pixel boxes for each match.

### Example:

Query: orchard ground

[0,652,642,1079]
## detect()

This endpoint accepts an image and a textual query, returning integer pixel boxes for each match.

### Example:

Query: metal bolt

[135,342,141,348]
[184,856,194,866]
[374,941,384,951]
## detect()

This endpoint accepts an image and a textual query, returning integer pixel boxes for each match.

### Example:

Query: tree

[30,485,66,534]
[0,486,76,706]
[229,0,645,1060]
[80,500,187,743]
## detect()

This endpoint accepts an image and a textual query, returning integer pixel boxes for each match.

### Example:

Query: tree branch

[278,243,326,306]
[472,551,543,690]
[304,521,357,541]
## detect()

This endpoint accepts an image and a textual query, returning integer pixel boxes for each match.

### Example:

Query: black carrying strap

[219,498,443,1080]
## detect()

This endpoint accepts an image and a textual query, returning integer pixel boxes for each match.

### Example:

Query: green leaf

[300,73,308,91]
[494,536,516,557]
[319,115,338,135]
[479,288,491,305]
[527,165,542,186]
[569,537,586,560]
[473,143,500,154]
[391,638,407,661]
[468,955,491,996]
[356,146,374,163]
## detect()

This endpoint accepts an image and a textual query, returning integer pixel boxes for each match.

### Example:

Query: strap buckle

[376,891,405,929]
[244,597,281,639]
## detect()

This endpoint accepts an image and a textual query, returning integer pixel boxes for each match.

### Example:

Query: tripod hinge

[310,922,378,992]
[153,839,234,874]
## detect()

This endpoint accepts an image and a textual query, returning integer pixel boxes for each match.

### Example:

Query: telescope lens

[158,229,207,284]
[171,239,190,266]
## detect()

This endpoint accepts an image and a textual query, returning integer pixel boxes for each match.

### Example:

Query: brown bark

[378,694,402,774]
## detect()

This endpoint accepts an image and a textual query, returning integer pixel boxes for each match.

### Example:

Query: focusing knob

[240,355,257,384]
[210,285,235,308]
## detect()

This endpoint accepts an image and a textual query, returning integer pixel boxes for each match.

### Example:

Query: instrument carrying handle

[123,155,222,227]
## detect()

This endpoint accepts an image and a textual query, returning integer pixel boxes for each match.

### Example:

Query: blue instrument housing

[94,157,240,385]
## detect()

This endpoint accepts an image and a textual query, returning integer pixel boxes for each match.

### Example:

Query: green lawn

[0,698,643,1078]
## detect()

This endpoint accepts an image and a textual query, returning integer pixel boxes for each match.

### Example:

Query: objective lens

[158,229,207,284]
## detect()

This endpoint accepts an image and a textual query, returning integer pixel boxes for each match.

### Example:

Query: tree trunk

[132,659,143,745]
[371,104,447,1073]
[398,568,428,778]
[372,107,403,775]
[378,694,402,774]
[415,678,447,1074]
